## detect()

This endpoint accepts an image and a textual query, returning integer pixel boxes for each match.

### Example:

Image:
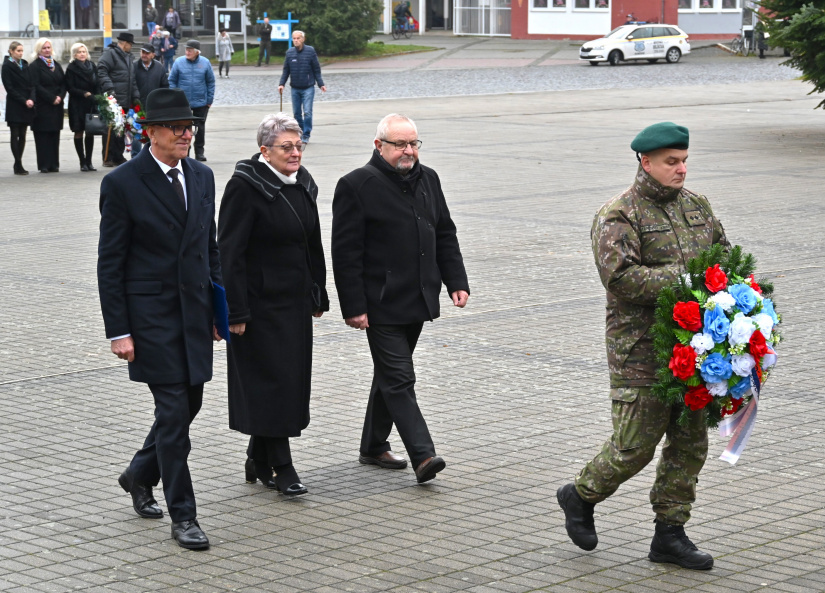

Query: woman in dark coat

[29,38,66,173]
[65,42,99,171]
[218,113,329,496]
[2,41,36,175]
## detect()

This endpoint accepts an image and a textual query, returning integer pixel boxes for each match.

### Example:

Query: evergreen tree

[760,0,825,108]
[246,0,384,56]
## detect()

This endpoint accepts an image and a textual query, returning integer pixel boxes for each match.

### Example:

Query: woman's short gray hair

[375,114,417,141]
[70,42,89,61]
[32,38,51,60]
[257,112,302,147]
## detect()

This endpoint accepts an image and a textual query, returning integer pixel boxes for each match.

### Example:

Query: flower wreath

[94,93,126,137]
[651,244,781,430]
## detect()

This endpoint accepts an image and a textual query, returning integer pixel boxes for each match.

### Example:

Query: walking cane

[279,87,283,112]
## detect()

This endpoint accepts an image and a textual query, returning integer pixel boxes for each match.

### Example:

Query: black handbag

[84,109,107,135]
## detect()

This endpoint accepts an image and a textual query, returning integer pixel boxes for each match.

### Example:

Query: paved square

[0,79,823,592]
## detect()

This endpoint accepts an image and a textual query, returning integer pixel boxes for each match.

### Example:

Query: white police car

[579,24,690,66]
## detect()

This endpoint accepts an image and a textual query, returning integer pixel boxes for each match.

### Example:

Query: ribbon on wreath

[718,365,764,465]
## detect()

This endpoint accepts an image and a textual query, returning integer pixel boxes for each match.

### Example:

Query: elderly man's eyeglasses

[270,142,306,153]
[158,123,197,136]
[381,139,422,150]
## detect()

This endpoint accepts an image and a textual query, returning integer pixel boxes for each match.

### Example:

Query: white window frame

[531,0,568,11]
[572,0,610,11]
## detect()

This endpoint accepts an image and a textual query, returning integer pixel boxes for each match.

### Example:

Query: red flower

[669,344,697,381]
[749,330,769,360]
[684,385,713,411]
[704,264,728,293]
[673,301,702,332]
[747,274,762,294]
[721,397,743,417]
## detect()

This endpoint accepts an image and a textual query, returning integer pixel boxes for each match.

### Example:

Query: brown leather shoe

[359,450,408,469]
[414,456,446,484]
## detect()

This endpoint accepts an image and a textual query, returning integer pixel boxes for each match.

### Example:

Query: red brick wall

[611,0,678,28]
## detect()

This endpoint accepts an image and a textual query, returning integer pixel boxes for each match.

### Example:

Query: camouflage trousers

[575,387,708,525]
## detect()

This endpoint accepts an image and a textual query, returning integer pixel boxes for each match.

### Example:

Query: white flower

[682,273,693,288]
[728,312,756,346]
[751,313,774,340]
[762,350,777,369]
[706,381,728,397]
[707,291,736,312]
[731,353,756,377]
[690,332,714,355]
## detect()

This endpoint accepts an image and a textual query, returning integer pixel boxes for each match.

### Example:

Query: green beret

[630,122,689,153]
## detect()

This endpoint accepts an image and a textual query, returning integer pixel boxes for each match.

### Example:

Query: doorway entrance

[453,0,511,36]
[427,0,453,30]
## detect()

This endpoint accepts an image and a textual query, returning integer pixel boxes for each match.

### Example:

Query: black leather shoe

[359,450,408,469]
[244,457,277,489]
[414,456,446,484]
[118,469,163,519]
[648,521,714,570]
[14,167,28,175]
[557,483,597,551]
[81,163,90,172]
[195,154,207,162]
[86,161,97,171]
[171,519,209,550]
[102,161,115,167]
[274,464,308,496]
[40,168,50,173]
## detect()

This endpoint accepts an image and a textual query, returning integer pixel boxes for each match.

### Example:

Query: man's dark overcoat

[2,56,36,125]
[218,154,329,437]
[97,44,140,108]
[29,58,66,132]
[332,149,469,325]
[97,146,222,385]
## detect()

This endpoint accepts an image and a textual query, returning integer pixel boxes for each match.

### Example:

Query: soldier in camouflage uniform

[557,122,728,571]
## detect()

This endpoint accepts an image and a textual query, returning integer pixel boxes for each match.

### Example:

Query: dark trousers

[129,382,204,522]
[247,436,292,468]
[102,132,126,163]
[9,123,28,170]
[192,106,209,157]
[33,130,60,171]
[257,40,271,65]
[361,323,436,467]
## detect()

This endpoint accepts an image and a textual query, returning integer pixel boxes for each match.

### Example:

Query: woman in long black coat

[218,113,329,496]
[65,42,99,171]
[2,41,36,175]
[29,38,66,173]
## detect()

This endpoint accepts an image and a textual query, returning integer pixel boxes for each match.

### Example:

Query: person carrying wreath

[2,41,36,175]
[557,122,729,570]
[65,42,100,171]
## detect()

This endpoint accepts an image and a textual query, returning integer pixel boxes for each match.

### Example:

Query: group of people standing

[2,30,216,172]
[2,39,98,174]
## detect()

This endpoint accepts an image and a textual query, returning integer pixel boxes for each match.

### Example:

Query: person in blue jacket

[278,30,326,143]
[169,39,214,161]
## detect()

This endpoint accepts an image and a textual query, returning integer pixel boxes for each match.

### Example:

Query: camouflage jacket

[592,166,728,387]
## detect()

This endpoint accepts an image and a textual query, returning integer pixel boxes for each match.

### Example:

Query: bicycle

[729,33,751,56]
[391,17,413,40]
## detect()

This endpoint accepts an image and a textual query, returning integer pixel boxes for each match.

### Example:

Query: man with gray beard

[331,114,470,485]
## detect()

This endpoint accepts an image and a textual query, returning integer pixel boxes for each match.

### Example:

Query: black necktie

[167,168,186,211]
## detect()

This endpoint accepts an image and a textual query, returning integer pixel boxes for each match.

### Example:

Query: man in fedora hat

[97,32,140,166]
[98,87,223,550]
[132,43,169,158]
[169,40,214,162]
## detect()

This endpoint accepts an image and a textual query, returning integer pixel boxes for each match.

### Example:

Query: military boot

[556,483,598,551]
[648,521,714,570]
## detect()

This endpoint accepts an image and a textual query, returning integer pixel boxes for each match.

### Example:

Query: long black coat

[218,154,329,437]
[97,147,223,385]
[29,58,66,132]
[2,56,36,125]
[332,150,469,325]
[65,60,99,132]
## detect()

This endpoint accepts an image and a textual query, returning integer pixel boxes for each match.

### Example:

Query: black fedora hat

[139,88,204,124]
[116,32,135,44]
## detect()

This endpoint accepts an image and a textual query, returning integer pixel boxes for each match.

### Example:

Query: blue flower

[760,298,778,324]
[728,283,758,314]
[700,352,733,384]
[703,306,730,344]
[730,376,752,400]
